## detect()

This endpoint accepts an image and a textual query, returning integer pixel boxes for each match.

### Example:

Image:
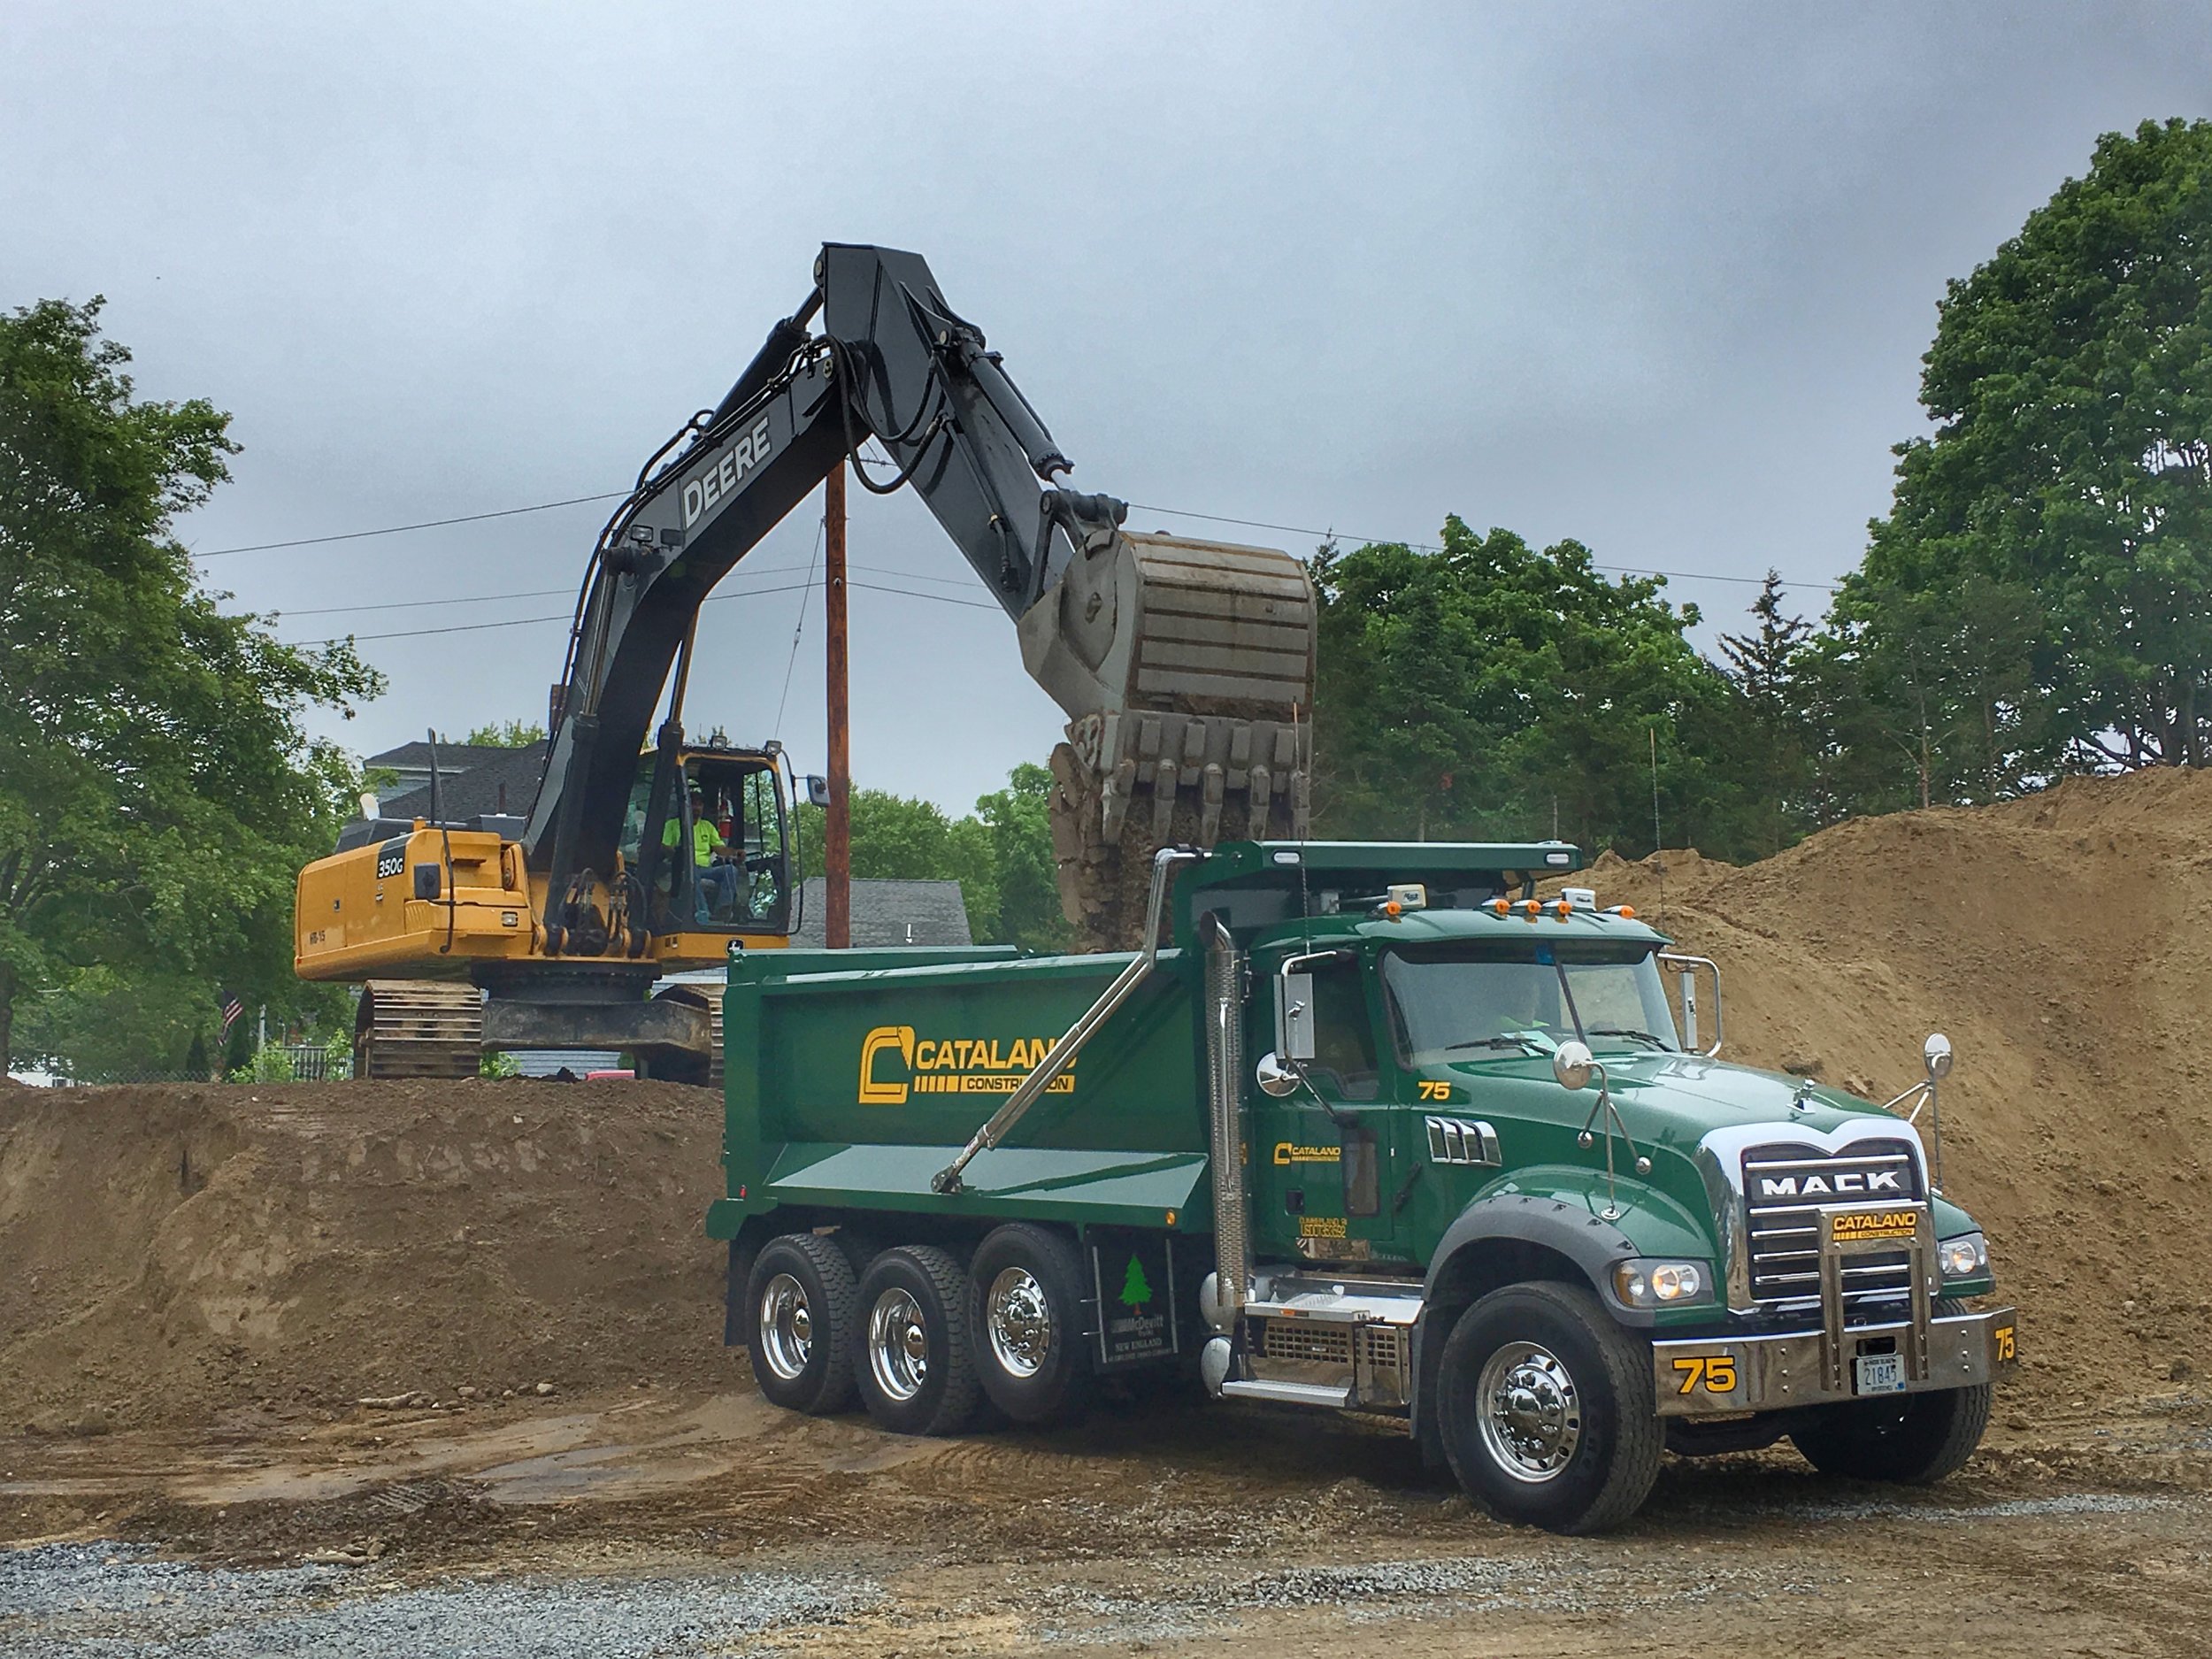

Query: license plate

[1854,1352,1906,1395]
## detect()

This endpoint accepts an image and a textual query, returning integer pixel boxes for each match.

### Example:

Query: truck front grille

[1740,1140,1921,1316]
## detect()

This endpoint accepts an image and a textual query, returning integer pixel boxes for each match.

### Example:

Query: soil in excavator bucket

[1019,532,1315,949]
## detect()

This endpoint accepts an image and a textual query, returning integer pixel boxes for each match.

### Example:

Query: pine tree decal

[1119,1255,1153,1310]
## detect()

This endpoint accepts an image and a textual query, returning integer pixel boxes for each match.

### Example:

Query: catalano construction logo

[857,1025,1078,1106]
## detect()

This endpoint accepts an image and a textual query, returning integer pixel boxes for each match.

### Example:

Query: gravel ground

[0,1544,886,1658]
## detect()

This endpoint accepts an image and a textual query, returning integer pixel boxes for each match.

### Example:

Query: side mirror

[1276,972,1315,1062]
[1553,1040,1594,1092]
[1256,1052,1301,1098]
[1923,1032,1954,1081]
[804,775,831,809]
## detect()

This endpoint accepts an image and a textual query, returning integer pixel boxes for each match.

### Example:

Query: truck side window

[1304,960,1379,1101]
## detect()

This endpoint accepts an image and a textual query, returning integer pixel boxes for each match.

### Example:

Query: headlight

[1613,1259,1708,1307]
[1938,1233,1990,1279]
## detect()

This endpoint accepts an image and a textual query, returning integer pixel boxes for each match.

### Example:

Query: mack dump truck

[707,840,2018,1533]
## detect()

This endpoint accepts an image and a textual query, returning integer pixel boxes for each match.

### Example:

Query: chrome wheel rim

[757,1272,812,1382]
[868,1287,929,1402]
[1476,1340,1581,1483]
[986,1266,1051,1379]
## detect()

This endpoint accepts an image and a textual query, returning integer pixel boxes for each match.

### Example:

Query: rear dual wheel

[745,1234,857,1416]
[967,1223,1094,1425]
[749,1225,1095,1437]
[853,1246,985,1436]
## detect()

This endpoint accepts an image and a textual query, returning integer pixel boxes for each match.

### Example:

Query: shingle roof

[377,742,548,822]
[793,878,974,947]
[365,741,532,772]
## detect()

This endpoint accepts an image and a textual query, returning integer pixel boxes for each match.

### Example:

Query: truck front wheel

[968,1224,1094,1425]
[853,1245,985,1436]
[746,1233,858,1416]
[1434,1281,1663,1534]
[1791,1383,1993,1485]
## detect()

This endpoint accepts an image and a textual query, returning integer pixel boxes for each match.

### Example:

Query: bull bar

[1653,1199,2018,1417]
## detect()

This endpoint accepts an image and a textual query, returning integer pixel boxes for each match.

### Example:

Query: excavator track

[353,980,483,1080]
[641,981,726,1090]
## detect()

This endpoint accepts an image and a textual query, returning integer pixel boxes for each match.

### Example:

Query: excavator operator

[665,784,741,922]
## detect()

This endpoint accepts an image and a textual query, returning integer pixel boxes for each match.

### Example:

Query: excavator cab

[619,736,795,958]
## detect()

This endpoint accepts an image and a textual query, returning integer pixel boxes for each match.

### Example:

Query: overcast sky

[8,3,2209,810]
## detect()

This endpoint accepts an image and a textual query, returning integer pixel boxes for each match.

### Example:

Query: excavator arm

[528,242,1313,949]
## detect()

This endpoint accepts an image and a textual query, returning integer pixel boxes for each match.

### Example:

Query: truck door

[1252,955,1400,1263]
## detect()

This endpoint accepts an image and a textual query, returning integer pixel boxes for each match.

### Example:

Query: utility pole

[825,460,852,949]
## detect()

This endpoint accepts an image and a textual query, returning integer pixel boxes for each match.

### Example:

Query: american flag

[219,998,244,1035]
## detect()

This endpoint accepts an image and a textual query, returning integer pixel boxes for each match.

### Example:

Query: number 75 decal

[1671,1354,1740,1394]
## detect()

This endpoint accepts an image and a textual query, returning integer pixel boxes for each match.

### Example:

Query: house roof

[377,741,549,822]
[794,878,974,948]
[365,741,531,772]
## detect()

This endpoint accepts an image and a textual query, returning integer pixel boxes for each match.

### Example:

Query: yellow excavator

[296,242,1316,1080]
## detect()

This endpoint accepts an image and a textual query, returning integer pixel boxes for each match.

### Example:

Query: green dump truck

[706,841,2017,1532]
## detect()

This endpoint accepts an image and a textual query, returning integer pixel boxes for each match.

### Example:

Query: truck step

[1219,1379,1353,1409]
[1241,1289,1423,1327]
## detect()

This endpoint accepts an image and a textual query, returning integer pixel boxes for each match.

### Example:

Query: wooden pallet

[355,980,483,1079]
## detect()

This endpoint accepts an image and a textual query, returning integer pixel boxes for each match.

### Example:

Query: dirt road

[4,1377,2206,1655]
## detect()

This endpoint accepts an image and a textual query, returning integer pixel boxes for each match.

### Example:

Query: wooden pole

[824,460,852,949]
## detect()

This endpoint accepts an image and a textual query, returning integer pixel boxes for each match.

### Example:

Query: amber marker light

[1489,898,1511,916]
[1617,905,1636,918]
[1164,1210,1178,1227]
[1382,901,1403,918]
[1553,900,1572,919]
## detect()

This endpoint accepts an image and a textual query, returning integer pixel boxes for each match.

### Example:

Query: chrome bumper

[1652,1306,2018,1417]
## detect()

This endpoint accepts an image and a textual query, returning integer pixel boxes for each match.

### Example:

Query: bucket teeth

[1022,531,1315,949]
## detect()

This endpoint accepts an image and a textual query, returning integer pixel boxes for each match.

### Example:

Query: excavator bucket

[1019,532,1316,948]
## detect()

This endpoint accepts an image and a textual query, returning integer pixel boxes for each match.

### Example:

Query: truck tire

[1790,1382,1993,1485]
[852,1245,985,1437]
[745,1234,857,1417]
[967,1223,1094,1425]
[1434,1281,1663,1534]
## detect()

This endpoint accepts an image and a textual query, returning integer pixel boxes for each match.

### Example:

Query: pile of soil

[1554,765,2212,1408]
[0,1080,731,1432]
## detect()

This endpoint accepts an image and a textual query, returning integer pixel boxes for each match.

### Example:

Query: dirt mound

[0,1079,731,1432]
[1558,765,2212,1407]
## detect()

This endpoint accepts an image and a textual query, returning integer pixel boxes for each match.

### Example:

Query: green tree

[0,297,382,1072]
[462,718,546,748]
[1717,572,1816,854]
[1851,118,2212,783]
[972,763,1071,953]
[793,764,1067,949]
[1312,518,1763,859]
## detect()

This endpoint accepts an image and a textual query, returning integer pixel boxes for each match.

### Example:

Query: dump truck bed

[709,947,1215,1242]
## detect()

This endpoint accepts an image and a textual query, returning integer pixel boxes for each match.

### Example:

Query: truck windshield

[1379,945,1679,1064]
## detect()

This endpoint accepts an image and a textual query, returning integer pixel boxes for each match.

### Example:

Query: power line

[773,518,825,739]
[1123,501,1838,593]
[281,572,996,649]
[191,491,630,557]
[196,483,1837,595]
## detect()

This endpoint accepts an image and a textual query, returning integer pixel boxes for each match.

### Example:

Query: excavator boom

[532,242,1313,946]
[303,242,1314,1079]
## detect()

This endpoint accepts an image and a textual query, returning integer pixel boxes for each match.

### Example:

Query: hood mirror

[1923,1031,1954,1081]
[1552,1039,1594,1092]
[1256,1051,1301,1098]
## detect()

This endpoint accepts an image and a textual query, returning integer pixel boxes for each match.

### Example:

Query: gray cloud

[7,2,2208,807]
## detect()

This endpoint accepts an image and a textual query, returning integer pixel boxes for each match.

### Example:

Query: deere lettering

[857,1024,1078,1106]
[681,416,775,529]
[1758,1168,1904,1200]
